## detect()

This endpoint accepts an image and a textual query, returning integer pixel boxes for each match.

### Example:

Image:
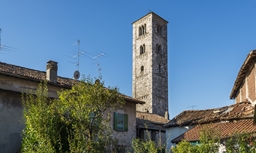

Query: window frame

[113,112,128,132]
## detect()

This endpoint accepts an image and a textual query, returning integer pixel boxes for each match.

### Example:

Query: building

[132,12,170,145]
[164,102,255,152]
[164,50,256,152]
[132,12,168,117]
[0,61,144,153]
[230,50,256,104]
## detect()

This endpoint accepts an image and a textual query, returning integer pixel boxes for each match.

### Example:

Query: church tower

[132,12,168,117]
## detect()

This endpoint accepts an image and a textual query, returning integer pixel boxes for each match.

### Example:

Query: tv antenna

[92,52,108,75]
[0,28,16,55]
[188,105,197,110]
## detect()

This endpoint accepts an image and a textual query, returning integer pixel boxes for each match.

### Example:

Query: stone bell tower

[132,12,168,117]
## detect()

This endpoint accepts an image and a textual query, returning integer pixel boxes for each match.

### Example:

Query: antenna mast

[0,28,2,50]
[76,39,80,71]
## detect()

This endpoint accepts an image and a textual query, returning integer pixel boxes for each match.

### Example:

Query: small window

[157,25,162,34]
[151,131,156,141]
[143,24,146,34]
[141,66,144,72]
[156,44,161,54]
[139,25,146,36]
[140,44,145,55]
[113,112,128,132]
[139,27,142,36]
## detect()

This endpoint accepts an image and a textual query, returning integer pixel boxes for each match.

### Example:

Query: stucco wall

[0,89,24,153]
[165,125,195,153]
[110,101,137,147]
[0,75,138,152]
[235,64,256,104]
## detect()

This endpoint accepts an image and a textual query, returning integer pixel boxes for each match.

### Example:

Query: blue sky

[1,0,256,118]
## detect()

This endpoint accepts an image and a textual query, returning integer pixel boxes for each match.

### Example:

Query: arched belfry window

[143,24,146,34]
[138,24,146,36]
[156,44,161,54]
[140,44,145,55]
[157,25,162,34]
[139,27,142,36]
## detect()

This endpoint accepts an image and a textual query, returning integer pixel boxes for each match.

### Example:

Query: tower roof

[132,11,168,24]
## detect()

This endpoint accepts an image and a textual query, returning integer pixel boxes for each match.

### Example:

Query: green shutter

[114,112,118,130]
[124,114,128,131]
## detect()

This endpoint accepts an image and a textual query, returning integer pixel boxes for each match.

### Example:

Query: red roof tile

[165,102,254,127]
[172,119,256,143]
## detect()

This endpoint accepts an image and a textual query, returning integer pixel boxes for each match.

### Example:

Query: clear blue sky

[1,0,256,118]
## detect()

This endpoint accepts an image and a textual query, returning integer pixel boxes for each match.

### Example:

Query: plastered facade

[0,75,62,153]
[235,64,256,104]
[0,73,139,152]
[132,12,168,116]
[109,102,137,147]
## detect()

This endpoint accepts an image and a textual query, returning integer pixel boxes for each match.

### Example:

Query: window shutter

[113,112,118,130]
[124,114,128,131]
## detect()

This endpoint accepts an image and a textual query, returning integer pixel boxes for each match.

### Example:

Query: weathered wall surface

[0,89,24,153]
[235,64,256,104]
[165,125,195,153]
[0,75,63,152]
[110,102,137,147]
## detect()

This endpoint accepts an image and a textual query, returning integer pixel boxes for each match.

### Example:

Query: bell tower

[132,12,168,117]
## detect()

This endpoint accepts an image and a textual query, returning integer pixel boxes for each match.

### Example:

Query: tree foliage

[21,77,125,153]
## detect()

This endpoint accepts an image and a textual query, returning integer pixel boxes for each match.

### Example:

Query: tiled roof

[0,61,145,104]
[0,61,77,88]
[230,50,256,99]
[136,111,169,131]
[172,119,256,143]
[164,102,254,128]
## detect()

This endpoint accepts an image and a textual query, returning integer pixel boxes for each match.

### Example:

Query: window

[140,44,145,55]
[138,24,146,36]
[156,44,161,54]
[113,112,128,132]
[139,27,142,36]
[157,25,162,34]
[141,66,144,72]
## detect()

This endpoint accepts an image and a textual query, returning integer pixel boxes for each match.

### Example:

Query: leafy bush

[21,77,124,153]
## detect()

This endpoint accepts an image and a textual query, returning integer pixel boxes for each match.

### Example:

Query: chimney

[165,111,169,120]
[46,60,58,83]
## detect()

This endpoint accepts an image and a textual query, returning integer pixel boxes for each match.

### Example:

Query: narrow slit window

[141,66,144,72]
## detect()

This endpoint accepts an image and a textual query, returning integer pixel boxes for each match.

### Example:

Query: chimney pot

[46,60,58,83]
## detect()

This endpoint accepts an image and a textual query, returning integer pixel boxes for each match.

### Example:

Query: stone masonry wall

[132,13,168,117]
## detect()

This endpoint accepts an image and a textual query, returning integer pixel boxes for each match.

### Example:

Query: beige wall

[0,90,23,153]
[110,101,137,147]
[235,64,256,104]
[0,75,138,152]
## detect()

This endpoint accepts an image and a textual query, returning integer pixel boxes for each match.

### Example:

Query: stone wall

[132,12,168,117]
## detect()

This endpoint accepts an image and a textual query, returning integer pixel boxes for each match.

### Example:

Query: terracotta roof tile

[172,119,256,143]
[0,61,145,104]
[165,102,254,127]
[0,61,77,87]
[136,112,169,131]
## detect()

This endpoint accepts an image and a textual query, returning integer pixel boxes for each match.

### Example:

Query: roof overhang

[230,50,256,99]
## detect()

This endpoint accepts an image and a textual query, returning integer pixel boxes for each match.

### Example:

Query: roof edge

[230,50,256,99]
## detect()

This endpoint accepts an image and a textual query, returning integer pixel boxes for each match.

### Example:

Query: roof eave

[230,50,256,99]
